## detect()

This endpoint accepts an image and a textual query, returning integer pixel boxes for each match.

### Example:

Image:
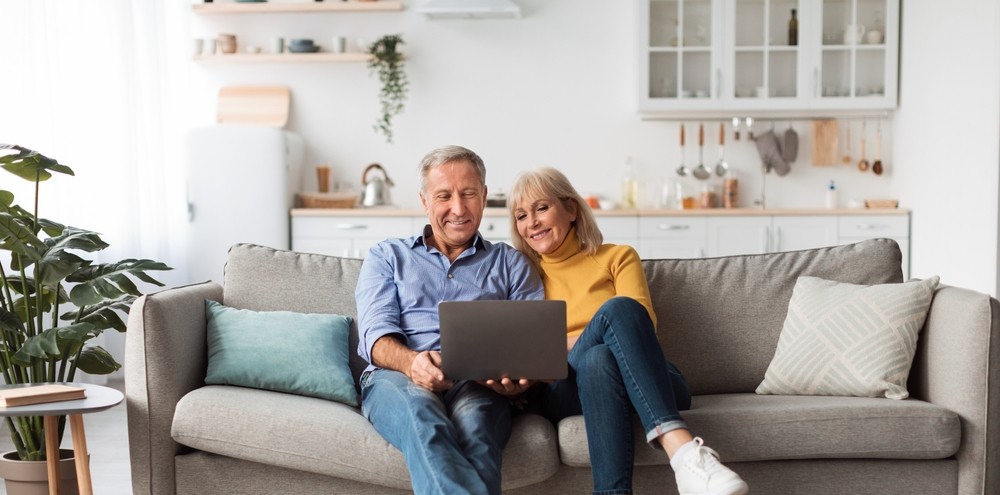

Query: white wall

[189,0,1000,295]
[892,1,1000,295]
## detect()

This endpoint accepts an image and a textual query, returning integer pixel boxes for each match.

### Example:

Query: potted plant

[367,34,409,144]
[0,144,170,469]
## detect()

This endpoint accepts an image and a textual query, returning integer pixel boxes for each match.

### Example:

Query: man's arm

[371,335,453,391]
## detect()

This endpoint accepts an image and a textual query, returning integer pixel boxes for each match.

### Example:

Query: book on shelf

[0,384,87,407]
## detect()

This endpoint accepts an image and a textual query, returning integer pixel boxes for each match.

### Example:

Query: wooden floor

[0,379,131,494]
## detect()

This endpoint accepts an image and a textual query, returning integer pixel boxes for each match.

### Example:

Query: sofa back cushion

[223,243,368,387]
[643,238,903,396]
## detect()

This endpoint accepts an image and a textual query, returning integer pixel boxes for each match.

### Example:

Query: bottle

[788,9,798,46]
[621,156,639,209]
[723,171,739,208]
[826,180,838,209]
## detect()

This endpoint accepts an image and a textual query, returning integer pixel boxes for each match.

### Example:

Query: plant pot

[0,449,81,495]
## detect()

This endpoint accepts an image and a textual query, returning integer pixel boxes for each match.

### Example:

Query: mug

[272,37,285,54]
[332,36,347,53]
[865,29,884,44]
[843,24,866,45]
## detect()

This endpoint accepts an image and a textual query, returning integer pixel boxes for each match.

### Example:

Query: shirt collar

[410,224,488,253]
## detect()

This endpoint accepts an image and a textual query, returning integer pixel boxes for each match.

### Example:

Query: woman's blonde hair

[507,167,603,265]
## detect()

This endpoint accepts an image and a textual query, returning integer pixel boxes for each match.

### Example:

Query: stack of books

[0,384,87,407]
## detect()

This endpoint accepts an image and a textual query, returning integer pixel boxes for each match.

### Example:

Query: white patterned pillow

[756,275,940,399]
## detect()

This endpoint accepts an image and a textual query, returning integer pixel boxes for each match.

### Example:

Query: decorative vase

[0,449,80,495]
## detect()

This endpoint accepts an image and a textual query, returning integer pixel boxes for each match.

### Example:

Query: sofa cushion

[223,243,369,387]
[756,276,939,399]
[204,300,358,406]
[172,386,560,490]
[643,238,904,395]
[557,393,960,467]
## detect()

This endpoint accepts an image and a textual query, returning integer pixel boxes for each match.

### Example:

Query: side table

[0,383,124,495]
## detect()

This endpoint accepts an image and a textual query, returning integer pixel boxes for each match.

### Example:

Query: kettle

[360,163,395,207]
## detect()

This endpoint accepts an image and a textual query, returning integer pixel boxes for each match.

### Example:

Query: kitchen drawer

[596,217,639,239]
[638,216,707,240]
[293,216,414,239]
[838,215,909,238]
[479,217,510,242]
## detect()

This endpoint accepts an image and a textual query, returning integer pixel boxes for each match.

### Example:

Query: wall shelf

[192,1,404,15]
[195,53,372,64]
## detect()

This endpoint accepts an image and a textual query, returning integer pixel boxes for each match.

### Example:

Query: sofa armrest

[910,285,1000,495]
[125,281,223,495]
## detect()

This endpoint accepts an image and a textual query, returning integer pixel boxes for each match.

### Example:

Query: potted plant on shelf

[367,34,409,144]
[0,144,170,486]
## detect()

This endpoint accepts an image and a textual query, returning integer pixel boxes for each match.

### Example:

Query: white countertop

[291,207,910,217]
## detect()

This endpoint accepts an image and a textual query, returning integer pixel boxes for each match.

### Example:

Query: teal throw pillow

[204,300,358,406]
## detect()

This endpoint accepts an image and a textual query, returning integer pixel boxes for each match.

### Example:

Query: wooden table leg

[69,414,93,495]
[43,415,60,495]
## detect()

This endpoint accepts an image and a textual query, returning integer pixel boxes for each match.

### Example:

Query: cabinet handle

[774,227,782,252]
[715,69,722,98]
[813,68,820,98]
[854,223,887,231]
[762,226,770,252]
[335,224,369,230]
[658,224,690,231]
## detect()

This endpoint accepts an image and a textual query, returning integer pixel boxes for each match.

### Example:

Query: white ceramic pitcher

[843,24,866,44]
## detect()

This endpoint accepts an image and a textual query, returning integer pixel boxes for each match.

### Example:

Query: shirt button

[447,273,453,279]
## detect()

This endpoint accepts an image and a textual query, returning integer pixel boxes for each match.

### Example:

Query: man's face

[419,160,487,256]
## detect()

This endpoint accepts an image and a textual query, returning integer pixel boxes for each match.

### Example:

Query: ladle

[693,123,712,180]
[857,120,869,172]
[676,124,691,177]
[872,120,884,175]
[715,122,730,176]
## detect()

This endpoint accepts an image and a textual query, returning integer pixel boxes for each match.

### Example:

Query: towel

[754,130,790,176]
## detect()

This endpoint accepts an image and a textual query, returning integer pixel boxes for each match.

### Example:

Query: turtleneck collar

[539,227,583,264]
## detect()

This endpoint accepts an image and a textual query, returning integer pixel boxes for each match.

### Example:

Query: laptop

[438,300,568,381]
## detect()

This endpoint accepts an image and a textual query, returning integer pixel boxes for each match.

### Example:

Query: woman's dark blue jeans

[527,296,692,495]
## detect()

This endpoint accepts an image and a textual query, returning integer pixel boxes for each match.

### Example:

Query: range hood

[415,0,522,19]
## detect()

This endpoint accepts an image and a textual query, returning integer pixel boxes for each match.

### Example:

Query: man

[356,145,543,495]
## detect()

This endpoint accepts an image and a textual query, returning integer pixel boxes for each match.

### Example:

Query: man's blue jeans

[361,369,512,495]
[527,296,692,495]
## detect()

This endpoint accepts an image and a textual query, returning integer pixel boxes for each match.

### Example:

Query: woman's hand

[481,377,534,397]
[408,350,454,392]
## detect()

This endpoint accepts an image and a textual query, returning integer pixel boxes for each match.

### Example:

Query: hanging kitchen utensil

[754,130,789,176]
[732,116,741,141]
[842,120,853,165]
[783,122,799,163]
[857,120,870,172]
[676,124,691,177]
[811,119,839,166]
[745,116,755,140]
[872,119,884,175]
[693,123,712,180]
[715,122,730,176]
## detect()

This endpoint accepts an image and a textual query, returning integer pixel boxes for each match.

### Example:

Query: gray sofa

[125,239,1000,494]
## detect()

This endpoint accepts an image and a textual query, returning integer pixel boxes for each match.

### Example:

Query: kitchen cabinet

[637,0,899,116]
[638,216,707,259]
[292,215,416,258]
[290,209,909,276]
[706,215,839,256]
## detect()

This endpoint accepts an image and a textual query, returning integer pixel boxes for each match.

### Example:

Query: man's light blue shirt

[356,225,544,374]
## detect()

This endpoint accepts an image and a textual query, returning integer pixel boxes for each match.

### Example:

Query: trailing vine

[367,34,409,144]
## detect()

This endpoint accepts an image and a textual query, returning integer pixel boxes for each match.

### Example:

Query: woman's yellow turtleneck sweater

[538,229,657,336]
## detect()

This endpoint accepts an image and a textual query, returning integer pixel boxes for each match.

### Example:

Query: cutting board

[217,86,290,127]
[811,119,839,166]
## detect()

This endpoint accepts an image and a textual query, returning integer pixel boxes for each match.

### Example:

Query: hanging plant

[367,34,409,144]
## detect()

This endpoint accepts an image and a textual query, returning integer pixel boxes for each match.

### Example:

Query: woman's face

[513,195,577,255]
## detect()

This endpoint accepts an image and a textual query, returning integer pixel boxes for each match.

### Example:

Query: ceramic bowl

[288,45,320,53]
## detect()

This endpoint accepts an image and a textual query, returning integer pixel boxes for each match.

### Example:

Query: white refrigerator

[183,125,304,283]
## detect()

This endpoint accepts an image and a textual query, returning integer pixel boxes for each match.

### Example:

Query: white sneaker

[674,437,749,495]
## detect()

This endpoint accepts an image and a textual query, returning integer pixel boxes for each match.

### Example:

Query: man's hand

[408,350,454,392]
[481,377,534,397]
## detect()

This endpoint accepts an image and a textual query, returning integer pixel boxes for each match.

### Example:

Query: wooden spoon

[857,120,869,172]
[872,120,884,175]
[842,121,852,164]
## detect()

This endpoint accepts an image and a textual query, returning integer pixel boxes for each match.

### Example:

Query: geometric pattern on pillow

[756,275,940,399]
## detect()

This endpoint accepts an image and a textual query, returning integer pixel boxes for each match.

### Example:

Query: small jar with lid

[722,172,738,208]
[699,183,717,208]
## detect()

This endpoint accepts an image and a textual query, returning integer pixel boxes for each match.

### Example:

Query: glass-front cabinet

[637,0,898,115]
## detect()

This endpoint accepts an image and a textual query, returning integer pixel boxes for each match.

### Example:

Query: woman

[507,168,748,495]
